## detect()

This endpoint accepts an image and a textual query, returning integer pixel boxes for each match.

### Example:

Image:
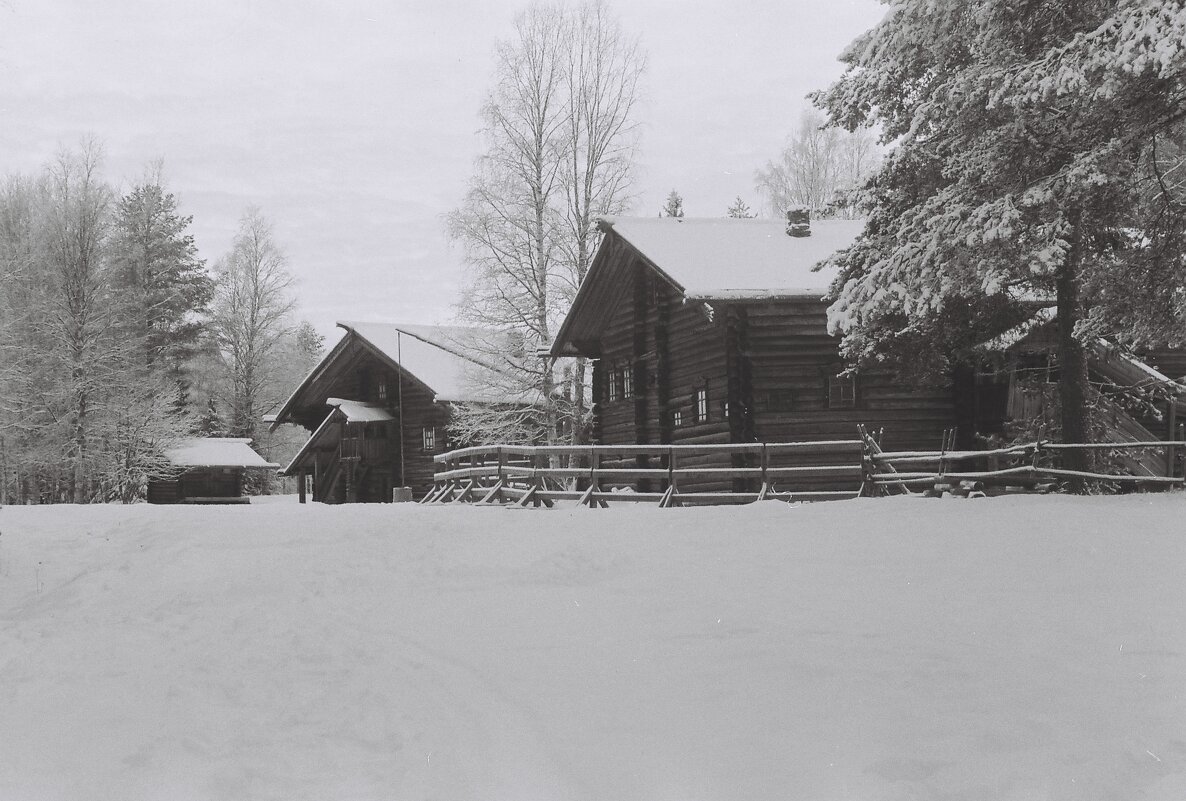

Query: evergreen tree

[661,189,684,218]
[726,196,755,218]
[109,172,212,387]
[197,397,226,437]
[813,0,1186,476]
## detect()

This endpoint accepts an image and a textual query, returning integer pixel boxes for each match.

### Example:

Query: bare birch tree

[755,110,880,219]
[210,207,297,441]
[448,0,643,447]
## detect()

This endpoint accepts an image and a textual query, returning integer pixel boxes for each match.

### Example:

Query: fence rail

[426,440,867,508]
[424,434,1186,509]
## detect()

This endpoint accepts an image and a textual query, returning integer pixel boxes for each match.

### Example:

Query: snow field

[0,494,1184,800]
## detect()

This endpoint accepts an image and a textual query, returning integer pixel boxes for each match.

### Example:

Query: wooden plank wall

[746,299,955,453]
[589,261,958,493]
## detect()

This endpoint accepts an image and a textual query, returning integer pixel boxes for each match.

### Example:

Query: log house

[271,322,525,502]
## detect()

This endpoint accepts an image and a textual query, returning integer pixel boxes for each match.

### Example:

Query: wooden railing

[425,440,868,507]
[424,435,1186,508]
[866,438,1186,493]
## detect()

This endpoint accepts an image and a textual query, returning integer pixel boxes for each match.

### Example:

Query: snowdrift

[1,495,1184,800]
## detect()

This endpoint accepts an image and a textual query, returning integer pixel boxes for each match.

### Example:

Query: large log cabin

[548,213,961,492]
[271,322,523,502]
[548,213,1185,491]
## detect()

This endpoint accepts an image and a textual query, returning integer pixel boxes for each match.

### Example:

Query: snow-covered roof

[326,398,396,423]
[605,216,863,299]
[338,322,521,404]
[164,438,279,469]
[550,216,864,356]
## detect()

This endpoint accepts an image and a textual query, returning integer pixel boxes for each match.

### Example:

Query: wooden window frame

[622,365,634,400]
[607,367,618,403]
[421,426,436,451]
[695,387,709,423]
[826,373,858,410]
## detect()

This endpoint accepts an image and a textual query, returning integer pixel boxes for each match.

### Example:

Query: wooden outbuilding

[147,437,279,504]
[548,213,959,492]
[271,322,522,502]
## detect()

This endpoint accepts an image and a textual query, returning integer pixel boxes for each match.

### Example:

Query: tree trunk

[1056,215,1093,487]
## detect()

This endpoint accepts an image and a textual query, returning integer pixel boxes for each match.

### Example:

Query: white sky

[0,0,884,340]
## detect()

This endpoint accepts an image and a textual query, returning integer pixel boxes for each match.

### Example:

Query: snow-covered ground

[1,494,1184,800]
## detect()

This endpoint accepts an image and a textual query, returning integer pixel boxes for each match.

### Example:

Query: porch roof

[327,397,396,423]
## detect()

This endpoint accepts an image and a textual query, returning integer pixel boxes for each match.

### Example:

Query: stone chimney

[785,207,811,237]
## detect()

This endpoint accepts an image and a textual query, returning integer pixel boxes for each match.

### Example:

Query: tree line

[0,140,321,503]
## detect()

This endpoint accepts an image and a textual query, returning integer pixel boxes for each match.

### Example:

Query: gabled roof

[550,216,863,356]
[270,322,523,429]
[608,216,862,299]
[338,322,513,404]
[164,438,279,469]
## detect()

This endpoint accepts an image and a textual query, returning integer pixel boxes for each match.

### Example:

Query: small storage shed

[147,437,279,504]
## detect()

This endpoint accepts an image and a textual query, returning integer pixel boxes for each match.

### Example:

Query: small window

[695,387,709,423]
[672,409,683,428]
[622,366,634,400]
[378,376,388,401]
[422,427,436,451]
[607,368,618,402]
[828,374,857,409]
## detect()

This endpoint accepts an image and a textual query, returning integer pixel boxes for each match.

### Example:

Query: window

[672,409,683,428]
[607,367,618,402]
[422,427,436,451]
[622,366,634,399]
[695,387,709,423]
[828,373,857,409]
[378,376,388,402]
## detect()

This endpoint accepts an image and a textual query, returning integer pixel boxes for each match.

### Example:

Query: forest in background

[0,139,323,503]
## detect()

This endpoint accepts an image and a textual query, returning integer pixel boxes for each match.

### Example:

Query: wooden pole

[298,468,307,503]
[1168,400,1178,478]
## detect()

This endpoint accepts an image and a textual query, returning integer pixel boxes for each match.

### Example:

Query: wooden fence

[423,435,1186,508]
[867,437,1186,494]
[424,440,867,508]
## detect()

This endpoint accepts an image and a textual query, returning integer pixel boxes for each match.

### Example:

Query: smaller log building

[271,322,522,502]
[147,437,279,504]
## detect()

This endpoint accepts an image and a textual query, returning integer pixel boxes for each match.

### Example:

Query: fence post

[761,443,769,494]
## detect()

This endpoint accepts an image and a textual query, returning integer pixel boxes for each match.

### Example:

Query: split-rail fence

[423,433,1185,508]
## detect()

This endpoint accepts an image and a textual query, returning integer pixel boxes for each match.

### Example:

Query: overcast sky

[0,0,884,341]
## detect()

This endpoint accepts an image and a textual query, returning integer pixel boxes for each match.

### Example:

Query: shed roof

[164,438,279,469]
